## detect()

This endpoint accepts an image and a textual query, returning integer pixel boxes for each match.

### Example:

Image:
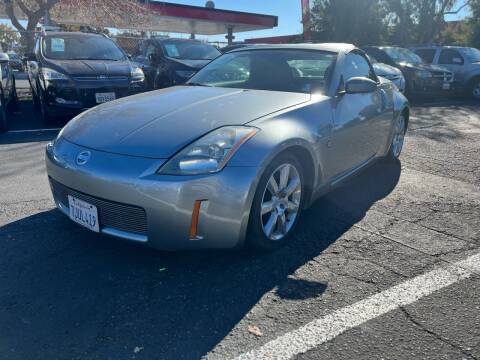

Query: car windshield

[162,41,221,60]
[383,47,423,64]
[187,49,337,94]
[460,47,480,63]
[42,35,126,61]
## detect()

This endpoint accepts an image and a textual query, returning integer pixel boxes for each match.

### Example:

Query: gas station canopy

[138,1,278,35]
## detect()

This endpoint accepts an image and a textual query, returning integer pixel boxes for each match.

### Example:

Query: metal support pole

[225,26,235,45]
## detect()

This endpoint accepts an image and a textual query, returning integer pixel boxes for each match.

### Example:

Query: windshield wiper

[74,58,120,61]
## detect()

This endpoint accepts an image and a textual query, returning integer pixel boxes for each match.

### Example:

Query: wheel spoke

[285,177,300,196]
[278,213,287,235]
[279,164,290,190]
[264,212,278,237]
[267,176,279,195]
[261,200,275,215]
[287,201,299,212]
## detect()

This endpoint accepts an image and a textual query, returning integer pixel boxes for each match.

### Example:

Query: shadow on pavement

[0,159,401,360]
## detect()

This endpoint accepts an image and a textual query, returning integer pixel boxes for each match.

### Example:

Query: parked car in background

[7,52,25,72]
[25,31,146,123]
[411,46,480,99]
[0,52,18,132]
[369,56,406,92]
[46,43,409,251]
[362,46,453,98]
[133,37,221,89]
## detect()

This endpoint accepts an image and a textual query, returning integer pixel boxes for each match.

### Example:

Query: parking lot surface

[1,99,479,359]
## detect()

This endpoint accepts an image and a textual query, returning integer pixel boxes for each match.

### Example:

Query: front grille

[73,76,129,81]
[49,177,147,235]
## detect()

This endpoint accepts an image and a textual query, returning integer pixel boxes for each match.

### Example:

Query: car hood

[373,62,402,77]
[61,86,311,158]
[167,57,211,69]
[396,61,450,72]
[46,59,131,77]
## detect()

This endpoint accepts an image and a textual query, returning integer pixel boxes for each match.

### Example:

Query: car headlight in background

[175,70,196,79]
[415,70,432,79]
[131,66,145,82]
[41,68,69,81]
[158,126,259,175]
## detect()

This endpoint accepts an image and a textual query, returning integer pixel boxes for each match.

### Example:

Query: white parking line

[7,128,61,134]
[235,253,480,360]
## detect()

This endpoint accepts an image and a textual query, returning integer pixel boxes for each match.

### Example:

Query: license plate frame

[95,92,116,104]
[68,195,100,232]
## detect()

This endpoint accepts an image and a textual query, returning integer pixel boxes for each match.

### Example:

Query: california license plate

[68,195,99,232]
[442,83,451,90]
[95,92,116,103]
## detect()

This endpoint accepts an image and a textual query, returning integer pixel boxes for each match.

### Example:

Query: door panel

[325,51,389,180]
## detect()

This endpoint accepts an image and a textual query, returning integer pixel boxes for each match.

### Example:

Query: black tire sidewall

[0,89,8,132]
[247,153,305,251]
[470,77,480,100]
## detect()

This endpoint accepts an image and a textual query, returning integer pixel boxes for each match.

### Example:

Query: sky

[0,0,471,43]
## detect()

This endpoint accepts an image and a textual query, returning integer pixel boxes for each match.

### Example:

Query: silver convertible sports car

[46,44,409,251]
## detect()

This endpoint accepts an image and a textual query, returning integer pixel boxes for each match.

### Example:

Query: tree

[0,23,20,51]
[309,0,389,46]
[2,0,59,50]
[2,0,152,51]
[386,0,473,45]
[468,0,480,48]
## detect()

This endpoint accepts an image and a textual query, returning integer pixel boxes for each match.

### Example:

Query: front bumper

[410,77,454,95]
[45,138,260,250]
[42,78,146,115]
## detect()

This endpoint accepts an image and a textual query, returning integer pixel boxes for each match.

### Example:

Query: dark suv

[25,31,146,122]
[411,46,480,99]
[133,38,220,89]
[362,46,454,98]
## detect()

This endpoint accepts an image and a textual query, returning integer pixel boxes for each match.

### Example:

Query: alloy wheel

[260,163,302,241]
[391,115,406,158]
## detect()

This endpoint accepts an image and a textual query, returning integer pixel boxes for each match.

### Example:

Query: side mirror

[0,52,9,63]
[452,57,463,65]
[345,77,377,94]
[23,52,36,62]
[148,53,157,64]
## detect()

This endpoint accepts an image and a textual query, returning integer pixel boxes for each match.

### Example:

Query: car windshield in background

[188,49,337,94]
[42,35,126,61]
[162,41,221,60]
[461,47,480,63]
[383,47,423,64]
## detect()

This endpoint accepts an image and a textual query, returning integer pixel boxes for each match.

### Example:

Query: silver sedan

[46,44,409,251]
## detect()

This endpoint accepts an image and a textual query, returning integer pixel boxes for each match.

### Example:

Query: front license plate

[68,195,100,232]
[442,82,451,90]
[95,92,116,103]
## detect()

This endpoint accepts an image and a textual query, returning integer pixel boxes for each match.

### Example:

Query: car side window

[439,49,464,65]
[145,44,157,58]
[414,49,436,64]
[342,52,377,85]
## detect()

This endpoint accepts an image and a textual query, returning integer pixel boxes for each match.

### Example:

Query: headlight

[131,66,145,82]
[158,126,259,175]
[415,70,432,79]
[41,68,69,80]
[176,70,196,79]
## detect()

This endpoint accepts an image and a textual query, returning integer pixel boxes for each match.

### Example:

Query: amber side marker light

[189,200,206,240]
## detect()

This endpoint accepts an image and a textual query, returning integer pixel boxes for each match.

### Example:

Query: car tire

[247,153,305,251]
[387,113,407,160]
[0,89,8,133]
[469,77,480,100]
[36,88,53,124]
[8,78,19,112]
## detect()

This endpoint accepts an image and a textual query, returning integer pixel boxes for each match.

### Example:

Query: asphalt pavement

[0,98,479,360]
